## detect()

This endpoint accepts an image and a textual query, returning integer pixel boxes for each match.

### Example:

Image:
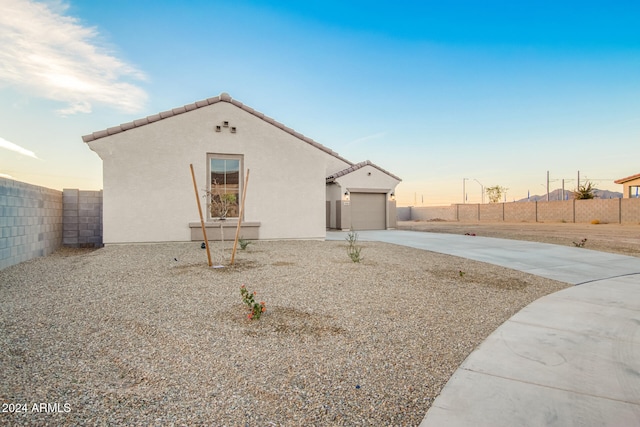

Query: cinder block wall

[575,199,620,224]
[396,207,412,221]
[479,203,503,221]
[537,200,574,223]
[621,199,640,224]
[403,199,640,224]
[63,189,103,247]
[458,204,480,221]
[503,201,536,222]
[409,206,456,221]
[0,178,63,270]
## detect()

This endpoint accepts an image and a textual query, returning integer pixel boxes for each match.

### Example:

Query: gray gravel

[0,240,568,426]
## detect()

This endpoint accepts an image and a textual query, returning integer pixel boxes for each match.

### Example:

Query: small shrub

[348,245,363,263]
[239,238,252,250]
[346,231,363,263]
[591,219,600,224]
[240,285,266,320]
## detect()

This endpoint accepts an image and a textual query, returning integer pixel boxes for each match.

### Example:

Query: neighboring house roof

[614,173,640,184]
[82,92,353,166]
[326,160,402,183]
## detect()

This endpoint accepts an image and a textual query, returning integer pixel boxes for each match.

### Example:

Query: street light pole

[547,170,550,201]
[463,178,468,204]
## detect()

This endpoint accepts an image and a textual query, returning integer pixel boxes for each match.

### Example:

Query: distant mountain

[516,188,622,202]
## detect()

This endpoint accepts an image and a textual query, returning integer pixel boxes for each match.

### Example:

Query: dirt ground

[397,220,640,258]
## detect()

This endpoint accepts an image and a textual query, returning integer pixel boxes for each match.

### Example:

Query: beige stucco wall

[325,183,343,229]
[88,102,334,243]
[619,177,640,198]
[335,164,400,192]
[330,164,400,230]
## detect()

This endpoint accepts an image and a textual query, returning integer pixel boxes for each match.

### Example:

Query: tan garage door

[350,192,386,230]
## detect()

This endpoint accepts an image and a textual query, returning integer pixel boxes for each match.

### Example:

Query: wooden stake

[231,169,250,265]
[190,164,212,267]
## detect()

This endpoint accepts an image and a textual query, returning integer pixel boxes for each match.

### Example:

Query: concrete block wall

[537,200,574,223]
[621,199,640,224]
[575,199,620,224]
[479,203,503,221]
[503,201,536,222]
[397,206,412,221]
[403,199,640,224]
[0,178,63,270]
[458,204,480,221]
[409,205,457,221]
[63,189,103,247]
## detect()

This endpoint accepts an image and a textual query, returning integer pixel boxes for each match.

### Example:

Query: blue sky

[1,0,639,206]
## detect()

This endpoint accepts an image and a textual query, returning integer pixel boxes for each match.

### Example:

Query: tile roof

[614,173,640,184]
[326,160,402,182]
[82,92,353,165]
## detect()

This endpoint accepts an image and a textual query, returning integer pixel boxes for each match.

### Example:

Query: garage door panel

[350,193,386,230]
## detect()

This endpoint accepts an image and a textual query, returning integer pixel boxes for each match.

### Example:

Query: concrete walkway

[327,230,640,426]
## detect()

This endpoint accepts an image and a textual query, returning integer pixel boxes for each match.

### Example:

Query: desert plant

[240,285,266,320]
[485,185,509,203]
[574,181,595,200]
[239,238,252,250]
[346,231,363,263]
[205,179,237,219]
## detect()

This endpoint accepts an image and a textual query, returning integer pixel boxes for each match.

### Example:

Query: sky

[1,0,639,206]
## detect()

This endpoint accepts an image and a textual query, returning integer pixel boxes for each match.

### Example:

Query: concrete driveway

[327,230,640,426]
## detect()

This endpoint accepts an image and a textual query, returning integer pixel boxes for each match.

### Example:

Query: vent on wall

[216,121,236,133]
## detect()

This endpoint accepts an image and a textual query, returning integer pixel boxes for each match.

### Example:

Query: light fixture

[223,121,229,127]
[215,125,221,132]
[344,190,350,201]
[389,192,395,201]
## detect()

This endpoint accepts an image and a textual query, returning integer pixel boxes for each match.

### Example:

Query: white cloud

[0,0,147,115]
[346,132,386,147]
[0,136,38,159]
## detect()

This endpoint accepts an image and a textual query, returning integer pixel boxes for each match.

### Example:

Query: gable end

[82,92,353,166]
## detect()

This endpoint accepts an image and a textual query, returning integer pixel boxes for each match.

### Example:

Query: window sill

[189,221,261,241]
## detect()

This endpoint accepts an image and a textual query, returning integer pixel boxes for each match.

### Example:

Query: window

[208,155,242,219]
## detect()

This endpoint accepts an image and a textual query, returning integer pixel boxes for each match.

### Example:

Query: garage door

[350,192,386,230]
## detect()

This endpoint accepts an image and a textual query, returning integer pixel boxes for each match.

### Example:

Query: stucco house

[83,92,401,244]
[614,173,640,198]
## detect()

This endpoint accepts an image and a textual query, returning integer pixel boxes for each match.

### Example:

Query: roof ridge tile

[326,159,401,182]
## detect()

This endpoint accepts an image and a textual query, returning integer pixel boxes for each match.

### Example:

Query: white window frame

[207,153,243,221]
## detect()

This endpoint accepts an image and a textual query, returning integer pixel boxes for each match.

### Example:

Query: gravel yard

[1,239,569,426]
[398,220,640,258]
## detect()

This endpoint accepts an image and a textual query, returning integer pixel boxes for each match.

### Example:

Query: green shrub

[346,231,363,263]
[239,238,252,250]
[240,285,266,320]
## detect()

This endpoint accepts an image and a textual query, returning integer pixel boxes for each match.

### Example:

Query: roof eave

[82,92,353,166]
[326,160,402,183]
[614,173,640,184]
